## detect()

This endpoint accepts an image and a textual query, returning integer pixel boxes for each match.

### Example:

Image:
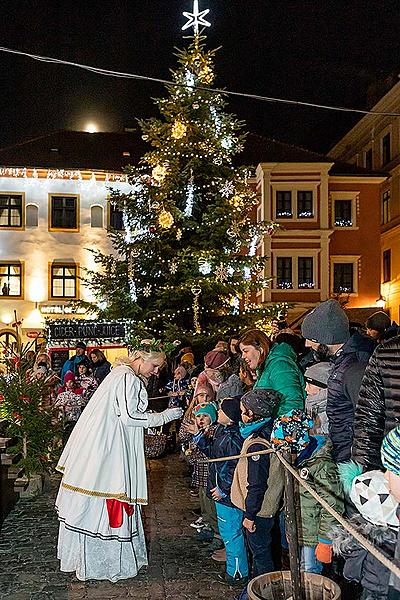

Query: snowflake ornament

[143,284,152,298]
[170,260,178,274]
[215,263,228,283]
[220,180,235,198]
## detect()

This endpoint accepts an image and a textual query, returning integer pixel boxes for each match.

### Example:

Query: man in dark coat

[353,335,400,471]
[301,300,375,464]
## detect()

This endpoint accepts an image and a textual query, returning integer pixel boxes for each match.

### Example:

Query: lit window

[297,191,314,218]
[26,204,39,227]
[276,191,292,219]
[0,263,22,297]
[51,264,78,298]
[277,257,293,289]
[0,194,23,228]
[298,257,314,288]
[91,206,103,228]
[334,200,353,227]
[333,263,354,293]
[50,195,78,230]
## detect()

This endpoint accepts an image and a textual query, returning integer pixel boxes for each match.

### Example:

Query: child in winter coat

[381,425,400,600]
[193,397,248,586]
[334,459,399,600]
[304,361,332,436]
[55,371,86,442]
[271,410,344,574]
[230,389,282,600]
[179,398,219,539]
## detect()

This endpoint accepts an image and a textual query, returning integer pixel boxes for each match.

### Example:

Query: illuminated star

[182,0,211,35]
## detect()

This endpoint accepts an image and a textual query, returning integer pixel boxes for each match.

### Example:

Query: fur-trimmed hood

[332,514,397,556]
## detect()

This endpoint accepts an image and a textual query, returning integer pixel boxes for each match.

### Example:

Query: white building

[0,130,142,348]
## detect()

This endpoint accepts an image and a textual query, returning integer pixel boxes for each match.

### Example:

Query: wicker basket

[144,430,167,459]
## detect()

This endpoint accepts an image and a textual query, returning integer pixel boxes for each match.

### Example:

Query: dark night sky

[1,0,400,153]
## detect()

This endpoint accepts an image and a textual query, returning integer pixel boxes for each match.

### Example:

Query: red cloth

[106,499,135,528]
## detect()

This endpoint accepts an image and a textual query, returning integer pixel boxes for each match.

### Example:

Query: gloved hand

[315,541,332,563]
[162,407,184,423]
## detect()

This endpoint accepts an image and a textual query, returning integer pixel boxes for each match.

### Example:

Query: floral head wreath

[130,337,180,357]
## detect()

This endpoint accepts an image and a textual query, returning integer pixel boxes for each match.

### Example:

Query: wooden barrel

[248,571,341,600]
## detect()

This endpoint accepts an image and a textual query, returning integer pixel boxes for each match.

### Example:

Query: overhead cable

[1,45,399,117]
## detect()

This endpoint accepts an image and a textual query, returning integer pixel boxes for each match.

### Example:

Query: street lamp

[376,294,386,309]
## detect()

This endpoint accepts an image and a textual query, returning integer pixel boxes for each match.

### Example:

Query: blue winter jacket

[194,423,244,507]
[327,331,374,463]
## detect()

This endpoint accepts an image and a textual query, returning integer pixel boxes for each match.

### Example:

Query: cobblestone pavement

[0,454,239,600]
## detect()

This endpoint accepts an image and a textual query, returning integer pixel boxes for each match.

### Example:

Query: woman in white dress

[55,344,183,582]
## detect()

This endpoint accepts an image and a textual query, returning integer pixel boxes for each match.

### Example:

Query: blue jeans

[300,546,323,574]
[216,502,249,578]
[246,515,275,577]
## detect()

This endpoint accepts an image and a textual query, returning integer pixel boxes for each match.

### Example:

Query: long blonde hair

[114,350,166,368]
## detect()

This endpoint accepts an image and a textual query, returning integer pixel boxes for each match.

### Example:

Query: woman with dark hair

[238,329,305,417]
[89,349,111,385]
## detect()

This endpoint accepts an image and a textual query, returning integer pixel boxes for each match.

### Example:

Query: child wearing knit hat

[304,361,332,436]
[271,410,344,575]
[381,426,400,599]
[192,396,248,586]
[334,454,399,600]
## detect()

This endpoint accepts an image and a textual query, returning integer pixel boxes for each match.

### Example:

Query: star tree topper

[182,0,211,35]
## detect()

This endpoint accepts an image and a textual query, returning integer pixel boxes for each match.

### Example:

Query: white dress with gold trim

[55,365,150,582]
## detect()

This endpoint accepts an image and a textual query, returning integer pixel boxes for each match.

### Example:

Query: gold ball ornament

[199,64,214,84]
[152,164,168,182]
[171,120,187,140]
[158,210,174,229]
[230,195,244,209]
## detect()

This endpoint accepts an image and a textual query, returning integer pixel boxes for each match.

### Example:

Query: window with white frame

[274,252,318,290]
[330,255,360,295]
[331,192,358,229]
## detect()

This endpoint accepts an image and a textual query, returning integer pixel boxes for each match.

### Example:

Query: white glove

[146,407,183,427]
[162,407,184,423]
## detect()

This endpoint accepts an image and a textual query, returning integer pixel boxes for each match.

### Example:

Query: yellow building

[330,81,400,322]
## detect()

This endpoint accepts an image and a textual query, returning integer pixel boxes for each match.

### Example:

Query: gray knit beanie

[366,311,391,333]
[301,300,350,345]
[304,362,332,389]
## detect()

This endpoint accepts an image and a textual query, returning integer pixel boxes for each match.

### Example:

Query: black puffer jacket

[327,331,375,463]
[353,335,400,471]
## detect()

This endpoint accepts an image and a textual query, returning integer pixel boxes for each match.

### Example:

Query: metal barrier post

[283,450,304,600]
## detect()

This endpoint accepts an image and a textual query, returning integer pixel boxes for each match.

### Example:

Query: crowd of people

[19,302,399,598]
[151,300,400,600]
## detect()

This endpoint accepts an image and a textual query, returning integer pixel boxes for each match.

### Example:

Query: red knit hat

[64,371,76,383]
[204,350,229,370]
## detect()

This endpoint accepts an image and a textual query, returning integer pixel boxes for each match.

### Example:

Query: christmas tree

[84,5,287,344]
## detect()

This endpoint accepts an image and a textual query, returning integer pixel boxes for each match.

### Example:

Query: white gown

[55,365,151,582]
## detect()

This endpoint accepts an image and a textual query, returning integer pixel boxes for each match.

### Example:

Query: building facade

[0,131,141,349]
[251,138,386,322]
[329,81,400,321]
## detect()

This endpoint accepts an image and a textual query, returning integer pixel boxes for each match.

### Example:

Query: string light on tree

[191,285,202,334]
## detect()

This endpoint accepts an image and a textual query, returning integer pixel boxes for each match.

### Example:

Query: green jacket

[254,342,306,416]
[297,440,344,546]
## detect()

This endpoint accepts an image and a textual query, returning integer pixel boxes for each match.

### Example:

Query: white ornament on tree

[171,260,178,274]
[143,284,152,298]
[215,263,228,282]
[199,259,212,275]
[184,172,195,217]
[220,180,235,198]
